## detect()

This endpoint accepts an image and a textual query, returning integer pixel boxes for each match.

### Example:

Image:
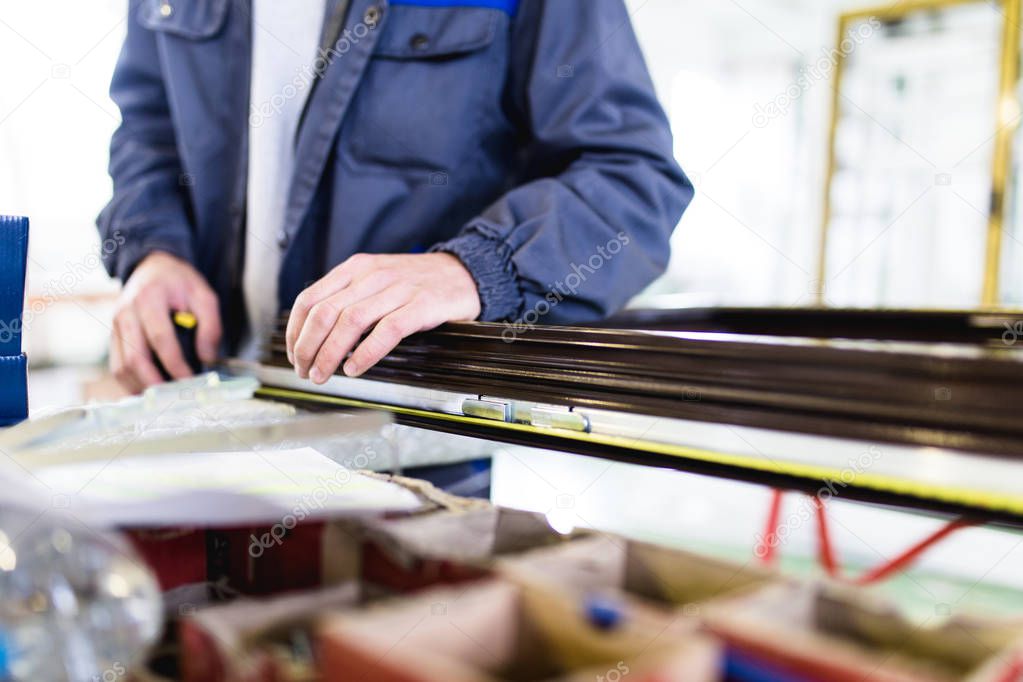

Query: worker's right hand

[110,251,222,393]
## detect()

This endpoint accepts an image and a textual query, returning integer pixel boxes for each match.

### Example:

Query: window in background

[820,2,1003,309]
[1002,20,1023,309]
[629,0,852,309]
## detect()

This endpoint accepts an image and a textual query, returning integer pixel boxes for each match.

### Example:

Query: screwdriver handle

[155,310,203,380]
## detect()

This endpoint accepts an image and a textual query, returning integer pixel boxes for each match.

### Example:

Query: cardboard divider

[351,506,584,593]
[499,535,777,610]
[704,581,1023,682]
[317,580,720,682]
[179,583,363,682]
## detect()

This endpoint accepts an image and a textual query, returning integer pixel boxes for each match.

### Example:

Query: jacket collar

[283,0,388,243]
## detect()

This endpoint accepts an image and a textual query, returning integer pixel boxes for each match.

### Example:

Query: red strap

[812,496,841,579]
[849,515,976,585]
[757,489,785,566]
[760,490,976,585]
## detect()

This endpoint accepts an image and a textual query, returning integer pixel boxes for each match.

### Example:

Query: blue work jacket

[98,0,693,351]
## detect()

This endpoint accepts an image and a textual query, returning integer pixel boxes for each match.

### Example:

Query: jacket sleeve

[97,1,195,281]
[431,0,693,324]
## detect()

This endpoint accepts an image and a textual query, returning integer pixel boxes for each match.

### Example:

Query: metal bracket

[461,396,590,433]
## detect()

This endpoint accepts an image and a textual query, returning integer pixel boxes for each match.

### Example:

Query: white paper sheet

[35,447,425,527]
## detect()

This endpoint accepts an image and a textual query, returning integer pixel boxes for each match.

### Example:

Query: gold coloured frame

[817,0,1022,308]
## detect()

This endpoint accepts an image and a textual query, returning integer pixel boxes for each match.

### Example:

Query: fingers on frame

[309,285,416,383]
[345,303,427,378]
[285,254,376,360]
[292,297,343,378]
[292,269,399,377]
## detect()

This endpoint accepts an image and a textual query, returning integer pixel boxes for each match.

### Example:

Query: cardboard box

[705,581,1023,682]
[179,583,363,682]
[317,580,720,682]
[500,534,777,611]
[128,522,336,606]
[124,474,478,606]
[351,506,585,593]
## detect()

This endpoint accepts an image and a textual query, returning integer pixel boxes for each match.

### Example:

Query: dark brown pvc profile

[263,309,1023,456]
[593,307,1023,344]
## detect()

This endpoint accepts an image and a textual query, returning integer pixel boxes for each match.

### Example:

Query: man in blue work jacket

[98,0,692,392]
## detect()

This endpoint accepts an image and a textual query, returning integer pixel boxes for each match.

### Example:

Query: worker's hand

[110,251,222,392]
[286,253,481,383]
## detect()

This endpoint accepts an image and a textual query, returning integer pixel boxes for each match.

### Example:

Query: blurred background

[2,0,1022,606]
[1,0,1018,373]
[3,0,1018,374]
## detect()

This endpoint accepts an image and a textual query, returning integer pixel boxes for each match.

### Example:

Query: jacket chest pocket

[136,0,238,157]
[138,0,230,39]
[344,6,502,173]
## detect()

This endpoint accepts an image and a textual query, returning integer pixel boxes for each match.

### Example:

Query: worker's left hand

[286,252,481,383]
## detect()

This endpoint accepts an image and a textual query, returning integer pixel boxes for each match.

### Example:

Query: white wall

[0,0,125,364]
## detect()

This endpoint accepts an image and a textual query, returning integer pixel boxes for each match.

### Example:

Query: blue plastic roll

[0,215,28,426]
[584,595,625,631]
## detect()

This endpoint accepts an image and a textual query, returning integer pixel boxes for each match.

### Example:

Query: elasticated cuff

[430,228,524,322]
